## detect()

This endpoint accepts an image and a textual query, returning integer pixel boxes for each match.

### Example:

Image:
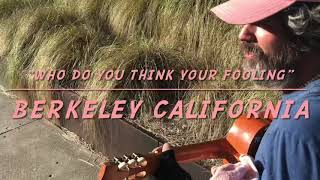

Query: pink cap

[211,0,320,25]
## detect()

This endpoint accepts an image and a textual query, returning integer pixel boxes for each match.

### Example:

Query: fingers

[239,156,259,180]
[211,162,242,173]
[217,163,239,171]
[103,164,129,180]
[152,143,172,154]
[162,143,172,152]
[152,146,163,154]
[211,166,218,175]
[211,163,250,180]
[233,163,250,176]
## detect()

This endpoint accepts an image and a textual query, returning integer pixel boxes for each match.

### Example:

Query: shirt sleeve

[254,127,320,180]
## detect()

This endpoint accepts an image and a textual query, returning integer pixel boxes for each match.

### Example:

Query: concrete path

[0,93,107,180]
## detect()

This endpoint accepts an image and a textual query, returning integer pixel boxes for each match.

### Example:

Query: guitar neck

[141,138,239,176]
[98,116,268,179]
[174,138,239,164]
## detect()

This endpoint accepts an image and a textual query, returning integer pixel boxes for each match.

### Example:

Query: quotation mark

[288,70,295,74]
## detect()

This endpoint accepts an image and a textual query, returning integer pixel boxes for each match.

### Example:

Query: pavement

[0,93,107,180]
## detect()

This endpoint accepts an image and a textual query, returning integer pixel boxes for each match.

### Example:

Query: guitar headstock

[98,153,157,180]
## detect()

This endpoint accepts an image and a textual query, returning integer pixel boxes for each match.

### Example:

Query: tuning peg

[123,155,130,161]
[113,157,121,163]
[123,155,137,167]
[118,162,128,171]
[113,157,129,171]
[132,153,146,164]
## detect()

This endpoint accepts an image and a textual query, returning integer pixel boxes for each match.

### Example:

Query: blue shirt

[255,80,320,180]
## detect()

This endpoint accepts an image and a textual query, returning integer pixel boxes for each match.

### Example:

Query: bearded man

[153,1,320,180]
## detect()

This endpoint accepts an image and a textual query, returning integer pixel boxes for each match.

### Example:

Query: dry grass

[3,5,111,100]
[82,42,195,114]
[79,42,199,153]
[0,0,54,19]
[0,0,279,166]
[5,8,77,88]
[103,0,240,66]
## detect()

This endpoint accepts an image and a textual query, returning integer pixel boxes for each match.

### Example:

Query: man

[154,0,320,179]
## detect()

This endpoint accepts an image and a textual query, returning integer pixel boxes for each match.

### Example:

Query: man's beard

[240,42,301,88]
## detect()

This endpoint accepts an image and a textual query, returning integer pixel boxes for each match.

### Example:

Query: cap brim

[210,0,297,25]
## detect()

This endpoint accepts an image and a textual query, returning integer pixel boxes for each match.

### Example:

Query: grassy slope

[0,0,279,164]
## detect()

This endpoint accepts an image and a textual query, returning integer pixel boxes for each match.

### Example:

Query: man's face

[239,14,300,88]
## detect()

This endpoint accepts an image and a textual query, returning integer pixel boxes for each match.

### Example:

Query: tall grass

[82,42,195,112]
[80,42,197,152]
[104,0,239,67]
[0,0,278,157]
[5,8,79,89]
[0,0,54,19]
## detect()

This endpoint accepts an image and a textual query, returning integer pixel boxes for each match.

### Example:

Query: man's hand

[210,163,250,180]
[152,144,259,180]
[210,156,259,180]
[152,143,172,154]
[152,143,192,180]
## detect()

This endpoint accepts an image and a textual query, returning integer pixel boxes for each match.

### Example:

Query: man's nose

[238,25,257,43]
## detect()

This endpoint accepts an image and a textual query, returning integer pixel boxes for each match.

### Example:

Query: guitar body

[226,116,270,162]
[98,116,271,180]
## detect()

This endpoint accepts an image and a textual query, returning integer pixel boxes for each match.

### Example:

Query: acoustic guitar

[98,115,271,180]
